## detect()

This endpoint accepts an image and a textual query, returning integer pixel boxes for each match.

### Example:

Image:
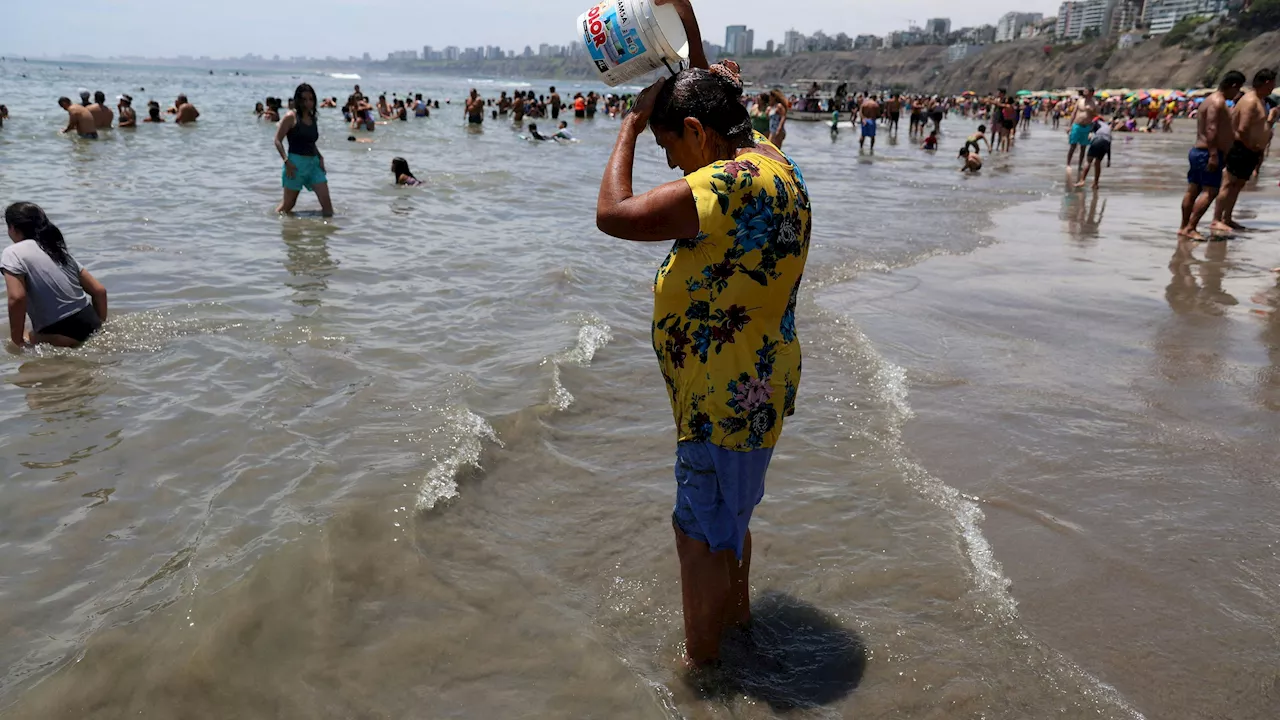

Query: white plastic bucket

[577,0,689,87]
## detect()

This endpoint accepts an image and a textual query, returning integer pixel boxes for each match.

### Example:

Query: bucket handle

[661,58,683,78]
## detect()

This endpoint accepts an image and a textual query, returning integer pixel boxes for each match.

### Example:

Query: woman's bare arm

[596,115,699,242]
[80,269,108,322]
[5,273,27,346]
[656,0,707,70]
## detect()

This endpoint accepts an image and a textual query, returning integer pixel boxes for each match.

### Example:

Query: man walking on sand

[1179,71,1243,240]
[1067,87,1098,178]
[1212,68,1276,234]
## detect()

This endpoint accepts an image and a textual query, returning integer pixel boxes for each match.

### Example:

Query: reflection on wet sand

[280,220,339,308]
[1060,189,1107,241]
[1165,240,1236,316]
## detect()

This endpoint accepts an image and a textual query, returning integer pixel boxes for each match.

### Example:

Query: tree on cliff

[1239,0,1280,32]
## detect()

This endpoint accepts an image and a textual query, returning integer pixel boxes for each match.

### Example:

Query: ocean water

[1,60,1278,719]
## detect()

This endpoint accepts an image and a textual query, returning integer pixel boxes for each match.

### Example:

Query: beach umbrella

[1015,89,1033,96]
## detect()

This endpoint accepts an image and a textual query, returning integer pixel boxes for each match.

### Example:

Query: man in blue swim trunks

[1179,71,1243,240]
[860,94,881,151]
[1066,87,1098,178]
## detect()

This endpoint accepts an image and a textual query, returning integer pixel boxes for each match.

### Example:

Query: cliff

[735,32,1280,93]
[379,31,1280,93]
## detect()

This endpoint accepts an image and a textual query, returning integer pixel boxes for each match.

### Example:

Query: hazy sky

[1,0,1062,59]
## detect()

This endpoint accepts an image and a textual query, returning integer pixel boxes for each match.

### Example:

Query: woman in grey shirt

[3,202,108,348]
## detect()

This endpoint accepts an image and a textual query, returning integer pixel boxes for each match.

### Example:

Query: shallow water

[1,60,1279,719]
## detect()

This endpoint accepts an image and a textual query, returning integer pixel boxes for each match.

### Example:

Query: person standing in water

[596,0,810,670]
[549,86,562,121]
[3,202,108,349]
[1212,68,1276,234]
[116,95,136,128]
[273,83,333,217]
[860,94,880,151]
[174,94,199,124]
[465,89,485,126]
[58,97,98,138]
[88,91,113,129]
[1066,87,1098,178]
[767,89,788,149]
[886,93,902,134]
[1179,71,1243,240]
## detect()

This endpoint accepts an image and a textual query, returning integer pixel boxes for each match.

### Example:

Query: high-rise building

[1144,0,1226,34]
[724,25,753,56]
[444,46,460,61]
[1110,0,1142,32]
[925,18,952,37]
[1056,2,1085,38]
[997,12,1044,41]
[783,29,805,56]
[765,39,775,54]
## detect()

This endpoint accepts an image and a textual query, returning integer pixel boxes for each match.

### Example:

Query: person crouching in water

[274,83,333,216]
[959,146,983,173]
[391,157,421,186]
[3,202,108,348]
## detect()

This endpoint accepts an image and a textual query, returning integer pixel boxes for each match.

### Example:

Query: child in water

[921,130,938,150]
[391,157,420,186]
[959,147,983,173]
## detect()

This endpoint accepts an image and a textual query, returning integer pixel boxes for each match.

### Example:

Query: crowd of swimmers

[48,88,199,138]
[4,68,1278,347]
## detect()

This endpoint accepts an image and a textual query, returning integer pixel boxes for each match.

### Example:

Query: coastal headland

[374,31,1280,92]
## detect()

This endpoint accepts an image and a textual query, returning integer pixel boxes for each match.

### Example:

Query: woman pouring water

[274,83,334,217]
[595,0,811,668]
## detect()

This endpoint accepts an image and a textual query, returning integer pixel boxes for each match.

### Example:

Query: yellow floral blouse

[652,134,811,451]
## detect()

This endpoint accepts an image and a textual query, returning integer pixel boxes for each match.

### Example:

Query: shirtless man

[174,94,199,124]
[465,89,485,126]
[117,94,136,127]
[87,90,113,129]
[1213,68,1276,233]
[860,94,881,151]
[1179,71,1243,240]
[1067,87,1099,177]
[886,94,902,134]
[549,86,562,121]
[58,97,98,138]
[512,91,525,125]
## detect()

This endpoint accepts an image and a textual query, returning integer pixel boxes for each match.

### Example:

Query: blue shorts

[861,120,877,138]
[672,441,773,560]
[283,153,327,192]
[1069,123,1092,146]
[1187,147,1224,189]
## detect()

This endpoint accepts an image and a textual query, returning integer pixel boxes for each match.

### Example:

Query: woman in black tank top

[273,83,333,217]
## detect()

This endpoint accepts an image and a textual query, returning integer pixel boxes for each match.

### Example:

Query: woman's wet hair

[391,157,414,179]
[5,202,71,267]
[650,67,753,147]
[293,83,317,121]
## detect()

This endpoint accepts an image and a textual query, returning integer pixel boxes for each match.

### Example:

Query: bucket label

[583,1,648,73]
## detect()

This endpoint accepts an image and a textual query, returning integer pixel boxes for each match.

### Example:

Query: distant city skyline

[1,0,1064,60]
